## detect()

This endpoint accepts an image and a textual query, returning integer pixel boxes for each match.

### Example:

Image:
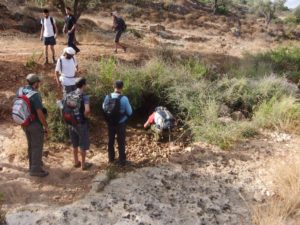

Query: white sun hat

[63,47,76,55]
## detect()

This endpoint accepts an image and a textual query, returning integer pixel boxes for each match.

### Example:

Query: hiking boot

[30,170,49,177]
[116,160,131,167]
[52,57,57,64]
[82,162,93,171]
[43,58,49,65]
[123,46,127,53]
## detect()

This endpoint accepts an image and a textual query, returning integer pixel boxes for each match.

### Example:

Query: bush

[294,5,300,23]
[50,46,300,149]
[253,96,300,130]
[240,47,300,84]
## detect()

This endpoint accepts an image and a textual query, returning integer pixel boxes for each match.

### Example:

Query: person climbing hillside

[111,12,127,53]
[12,74,49,177]
[63,7,80,54]
[144,106,175,141]
[40,9,58,65]
[55,47,78,96]
[103,80,132,166]
[63,77,92,170]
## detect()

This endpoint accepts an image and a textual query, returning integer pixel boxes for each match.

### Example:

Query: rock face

[6,163,251,225]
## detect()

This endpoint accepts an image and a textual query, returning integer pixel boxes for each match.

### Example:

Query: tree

[211,0,232,14]
[294,5,300,23]
[52,0,101,19]
[252,0,286,28]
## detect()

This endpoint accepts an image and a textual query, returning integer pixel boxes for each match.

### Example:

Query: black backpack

[103,94,123,125]
[42,17,56,34]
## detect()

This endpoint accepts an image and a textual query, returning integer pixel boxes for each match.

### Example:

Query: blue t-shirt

[102,92,133,124]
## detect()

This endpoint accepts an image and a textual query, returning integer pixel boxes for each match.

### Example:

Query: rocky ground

[4,131,300,225]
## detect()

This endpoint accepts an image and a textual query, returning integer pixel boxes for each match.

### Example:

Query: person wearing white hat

[55,47,78,95]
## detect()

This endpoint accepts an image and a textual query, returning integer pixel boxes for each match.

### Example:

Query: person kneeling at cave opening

[144,106,175,142]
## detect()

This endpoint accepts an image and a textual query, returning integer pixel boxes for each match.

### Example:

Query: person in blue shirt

[102,80,132,166]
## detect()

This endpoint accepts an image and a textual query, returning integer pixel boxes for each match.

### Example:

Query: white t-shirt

[41,17,55,37]
[55,56,78,86]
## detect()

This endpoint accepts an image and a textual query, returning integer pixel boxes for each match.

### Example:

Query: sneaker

[30,170,49,177]
[73,161,81,168]
[82,162,93,171]
[116,160,131,167]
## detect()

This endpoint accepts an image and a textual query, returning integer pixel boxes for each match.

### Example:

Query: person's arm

[37,109,49,134]
[84,96,90,117]
[40,21,44,40]
[124,97,133,117]
[53,18,58,38]
[55,60,62,88]
[144,113,154,128]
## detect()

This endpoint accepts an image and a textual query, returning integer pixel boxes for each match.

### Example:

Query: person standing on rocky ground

[111,12,127,53]
[55,47,78,96]
[40,9,58,65]
[63,7,80,54]
[103,80,132,166]
[18,74,49,177]
[67,77,92,170]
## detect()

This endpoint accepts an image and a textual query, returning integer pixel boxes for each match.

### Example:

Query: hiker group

[12,7,174,178]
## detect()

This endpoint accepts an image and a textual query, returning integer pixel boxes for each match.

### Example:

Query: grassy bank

[45,47,300,148]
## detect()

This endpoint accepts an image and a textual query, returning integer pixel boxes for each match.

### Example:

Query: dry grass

[252,157,300,225]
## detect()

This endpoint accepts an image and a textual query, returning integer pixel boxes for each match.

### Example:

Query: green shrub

[294,5,300,22]
[240,47,300,84]
[43,92,68,142]
[254,97,300,130]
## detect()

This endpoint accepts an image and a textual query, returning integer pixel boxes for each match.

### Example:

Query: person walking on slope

[55,47,78,96]
[63,7,80,53]
[40,9,58,65]
[103,80,132,166]
[13,74,49,177]
[65,77,92,170]
[111,12,127,53]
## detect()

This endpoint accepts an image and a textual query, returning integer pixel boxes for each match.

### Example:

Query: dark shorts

[69,122,90,151]
[63,85,76,97]
[115,30,123,43]
[43,36,56,46]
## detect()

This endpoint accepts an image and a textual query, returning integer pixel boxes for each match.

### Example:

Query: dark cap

[26,73,41,83]
[75,77,86,88]
[114,80,123,89]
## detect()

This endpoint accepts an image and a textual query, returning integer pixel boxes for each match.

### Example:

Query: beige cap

[26,73,41,83]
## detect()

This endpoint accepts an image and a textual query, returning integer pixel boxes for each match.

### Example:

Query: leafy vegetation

[46,46,300,148]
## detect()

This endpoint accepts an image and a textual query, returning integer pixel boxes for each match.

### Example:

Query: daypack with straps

[154,107,174,130]
[103,94,123,125]
[62,90,84,125]
[12,88,37,127]
[42,17,56,34]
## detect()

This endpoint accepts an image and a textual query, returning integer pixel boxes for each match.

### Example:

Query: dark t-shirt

[114,17,126,31]
[19,86,43,124]
[65,15,76,32]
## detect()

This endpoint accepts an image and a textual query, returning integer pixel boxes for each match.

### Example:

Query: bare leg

[44,45,49,64]
[81,150,86,169]
[73,147,79,165]
[50,45,56,63]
